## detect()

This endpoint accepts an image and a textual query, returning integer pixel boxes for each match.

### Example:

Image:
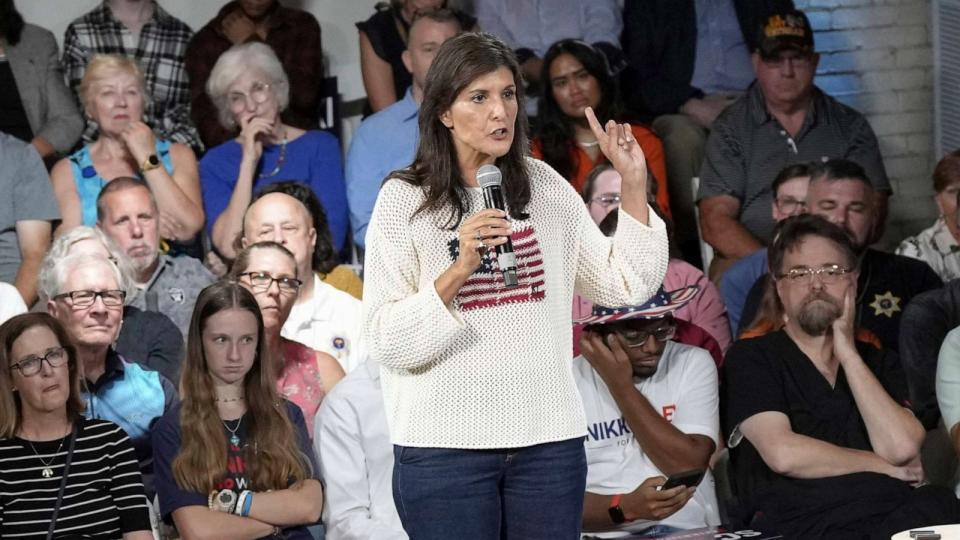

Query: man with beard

[96,177,213,339]
[723,214,960,538]
[573,285,722,535]
[739,158,942,351]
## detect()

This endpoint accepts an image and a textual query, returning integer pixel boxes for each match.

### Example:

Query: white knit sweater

[362,157,668,449]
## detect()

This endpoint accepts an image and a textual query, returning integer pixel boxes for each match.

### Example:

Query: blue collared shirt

[689,0,755,95]
[720,247,768,335]
[345,87,419,248]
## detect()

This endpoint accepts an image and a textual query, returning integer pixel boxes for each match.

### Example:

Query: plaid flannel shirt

[62,1,202,152]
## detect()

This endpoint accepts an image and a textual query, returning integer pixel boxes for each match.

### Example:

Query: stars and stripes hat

[573,285,700,326]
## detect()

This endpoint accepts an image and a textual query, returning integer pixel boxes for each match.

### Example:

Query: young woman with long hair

[152,281,322,539]
[532,39,670,217]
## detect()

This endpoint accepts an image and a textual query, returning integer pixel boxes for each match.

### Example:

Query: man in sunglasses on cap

[574,285,721,536]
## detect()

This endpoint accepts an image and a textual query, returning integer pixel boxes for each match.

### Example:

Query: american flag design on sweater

[447,224,546,311]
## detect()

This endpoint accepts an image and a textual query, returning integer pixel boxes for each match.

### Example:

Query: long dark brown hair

[537,39,622,182]
[389,32,531,229]
[173,281,308,492]
[0,313,84,438]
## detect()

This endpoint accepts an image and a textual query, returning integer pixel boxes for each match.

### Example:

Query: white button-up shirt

[282,274,365,373]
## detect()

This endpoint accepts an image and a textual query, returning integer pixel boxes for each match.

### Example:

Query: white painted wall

[16,0,380,101]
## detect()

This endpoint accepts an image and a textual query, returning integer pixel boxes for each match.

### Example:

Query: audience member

[40,251,177,497]
[237,185,366,372]
[620,0,793,263]
[0,0,83,159]
[904,280,960,429]
[0,132,57,306]
[186,0,323,149]
[229,242,345,433]
[62,0,200,152]
[576,164,731,356]
[0,282,25,324]
[50,54,204,241]
[44,226,184,383]
[937,324,960,495]
[698,9,889,277]
[245,182,363,299]
[96,177,214,339]
[473,0,622,94]
[201,42,348,256]
[740,159,941,352]
[532,39,670,215]
[315,357,407,540]
[0,312,153,539]
[153,281,322,539]
[897,150,960,282]
[575,286,721,535]
[348,8,461,249]
[724,213,960,537]
[357,0,473,114]
[721,162,810,334]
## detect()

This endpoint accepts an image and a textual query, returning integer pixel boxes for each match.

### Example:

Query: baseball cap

[757,10,815,58]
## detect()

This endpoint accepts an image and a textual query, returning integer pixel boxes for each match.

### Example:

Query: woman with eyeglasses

[200,42,348,262]
[153,281,322,539]
[229,241,344,434]
[532,39,671,217]
[0,312,153,539]
[38,250,177,499]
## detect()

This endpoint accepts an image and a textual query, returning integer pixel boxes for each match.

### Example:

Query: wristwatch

[140,153,161,174]
[608,494,628,524]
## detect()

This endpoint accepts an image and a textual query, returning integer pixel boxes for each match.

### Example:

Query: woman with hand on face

[152,281,323,539]
[200,42,348,261]
[230,241,345,434]
[532,39,670,216]
[362,32,668,538]
[0,312,153,539]
[49,55,203,240]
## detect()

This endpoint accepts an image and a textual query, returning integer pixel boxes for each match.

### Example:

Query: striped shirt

[0,418,151,538]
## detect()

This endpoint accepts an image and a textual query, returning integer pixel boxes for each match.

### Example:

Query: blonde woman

[0,312,152,538]
[152,282,322,538]
[50,54,203,241]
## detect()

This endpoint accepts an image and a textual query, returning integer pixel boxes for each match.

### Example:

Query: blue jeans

[393,437,587,540]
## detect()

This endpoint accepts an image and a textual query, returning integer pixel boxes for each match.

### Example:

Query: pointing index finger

[584,107,606,143]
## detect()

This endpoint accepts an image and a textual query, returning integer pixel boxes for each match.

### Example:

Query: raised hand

[119,121,157,165]
[238,113,274,165]
[579,329,633,395]
[584,106,647,191]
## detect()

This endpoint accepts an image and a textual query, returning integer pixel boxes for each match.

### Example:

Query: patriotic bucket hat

[573,285,699,326]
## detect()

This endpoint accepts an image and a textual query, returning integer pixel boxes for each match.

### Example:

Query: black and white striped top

[0,418,152,538]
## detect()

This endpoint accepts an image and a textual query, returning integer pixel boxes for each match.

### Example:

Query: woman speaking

[362,32,668,539]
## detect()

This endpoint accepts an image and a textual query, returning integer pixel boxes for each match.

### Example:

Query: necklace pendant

[230,434,240,447]
[42,467,53,478]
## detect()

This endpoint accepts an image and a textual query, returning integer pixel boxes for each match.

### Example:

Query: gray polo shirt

[131,253,214,339]
[0,133,60,283]
[697,83,890,243]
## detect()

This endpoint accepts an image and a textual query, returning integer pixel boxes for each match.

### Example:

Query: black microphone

[476,164,518,288]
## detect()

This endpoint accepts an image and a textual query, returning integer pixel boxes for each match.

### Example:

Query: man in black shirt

[738,159,942,350]
[723,214,959,538]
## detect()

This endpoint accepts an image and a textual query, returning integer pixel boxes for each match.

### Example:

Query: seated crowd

[4,1,960,539]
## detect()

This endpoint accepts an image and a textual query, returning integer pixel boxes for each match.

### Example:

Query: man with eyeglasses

[697,9,890,280]
[739,159,941,352]
[721,163,811,335]
[573,285,721,536]
[723,213,960,537]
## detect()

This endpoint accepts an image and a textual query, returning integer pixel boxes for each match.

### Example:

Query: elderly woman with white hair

[43,226,184,384]
[39,247,177,498]
[49,54,204,241]
[200,42,348,259]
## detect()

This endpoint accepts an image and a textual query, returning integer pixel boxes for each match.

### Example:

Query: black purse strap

[46,421,80,540]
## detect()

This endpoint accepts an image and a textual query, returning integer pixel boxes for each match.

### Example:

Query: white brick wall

[796,0,938,246]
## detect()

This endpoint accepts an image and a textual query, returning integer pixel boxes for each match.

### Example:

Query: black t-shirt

[738,249,942,350]
[723,330,914,535]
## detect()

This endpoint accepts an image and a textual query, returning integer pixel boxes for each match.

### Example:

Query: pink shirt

[278,339,328,437]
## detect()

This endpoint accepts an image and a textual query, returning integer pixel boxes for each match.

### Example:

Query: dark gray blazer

[5,23,83,154]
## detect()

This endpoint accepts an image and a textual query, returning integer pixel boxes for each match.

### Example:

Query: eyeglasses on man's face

[53,289,125,308]
[590,193,622,208]
[774,197,807,215]
[776,263,852,285]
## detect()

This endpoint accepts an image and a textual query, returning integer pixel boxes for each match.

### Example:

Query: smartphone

[657,469,706,491]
